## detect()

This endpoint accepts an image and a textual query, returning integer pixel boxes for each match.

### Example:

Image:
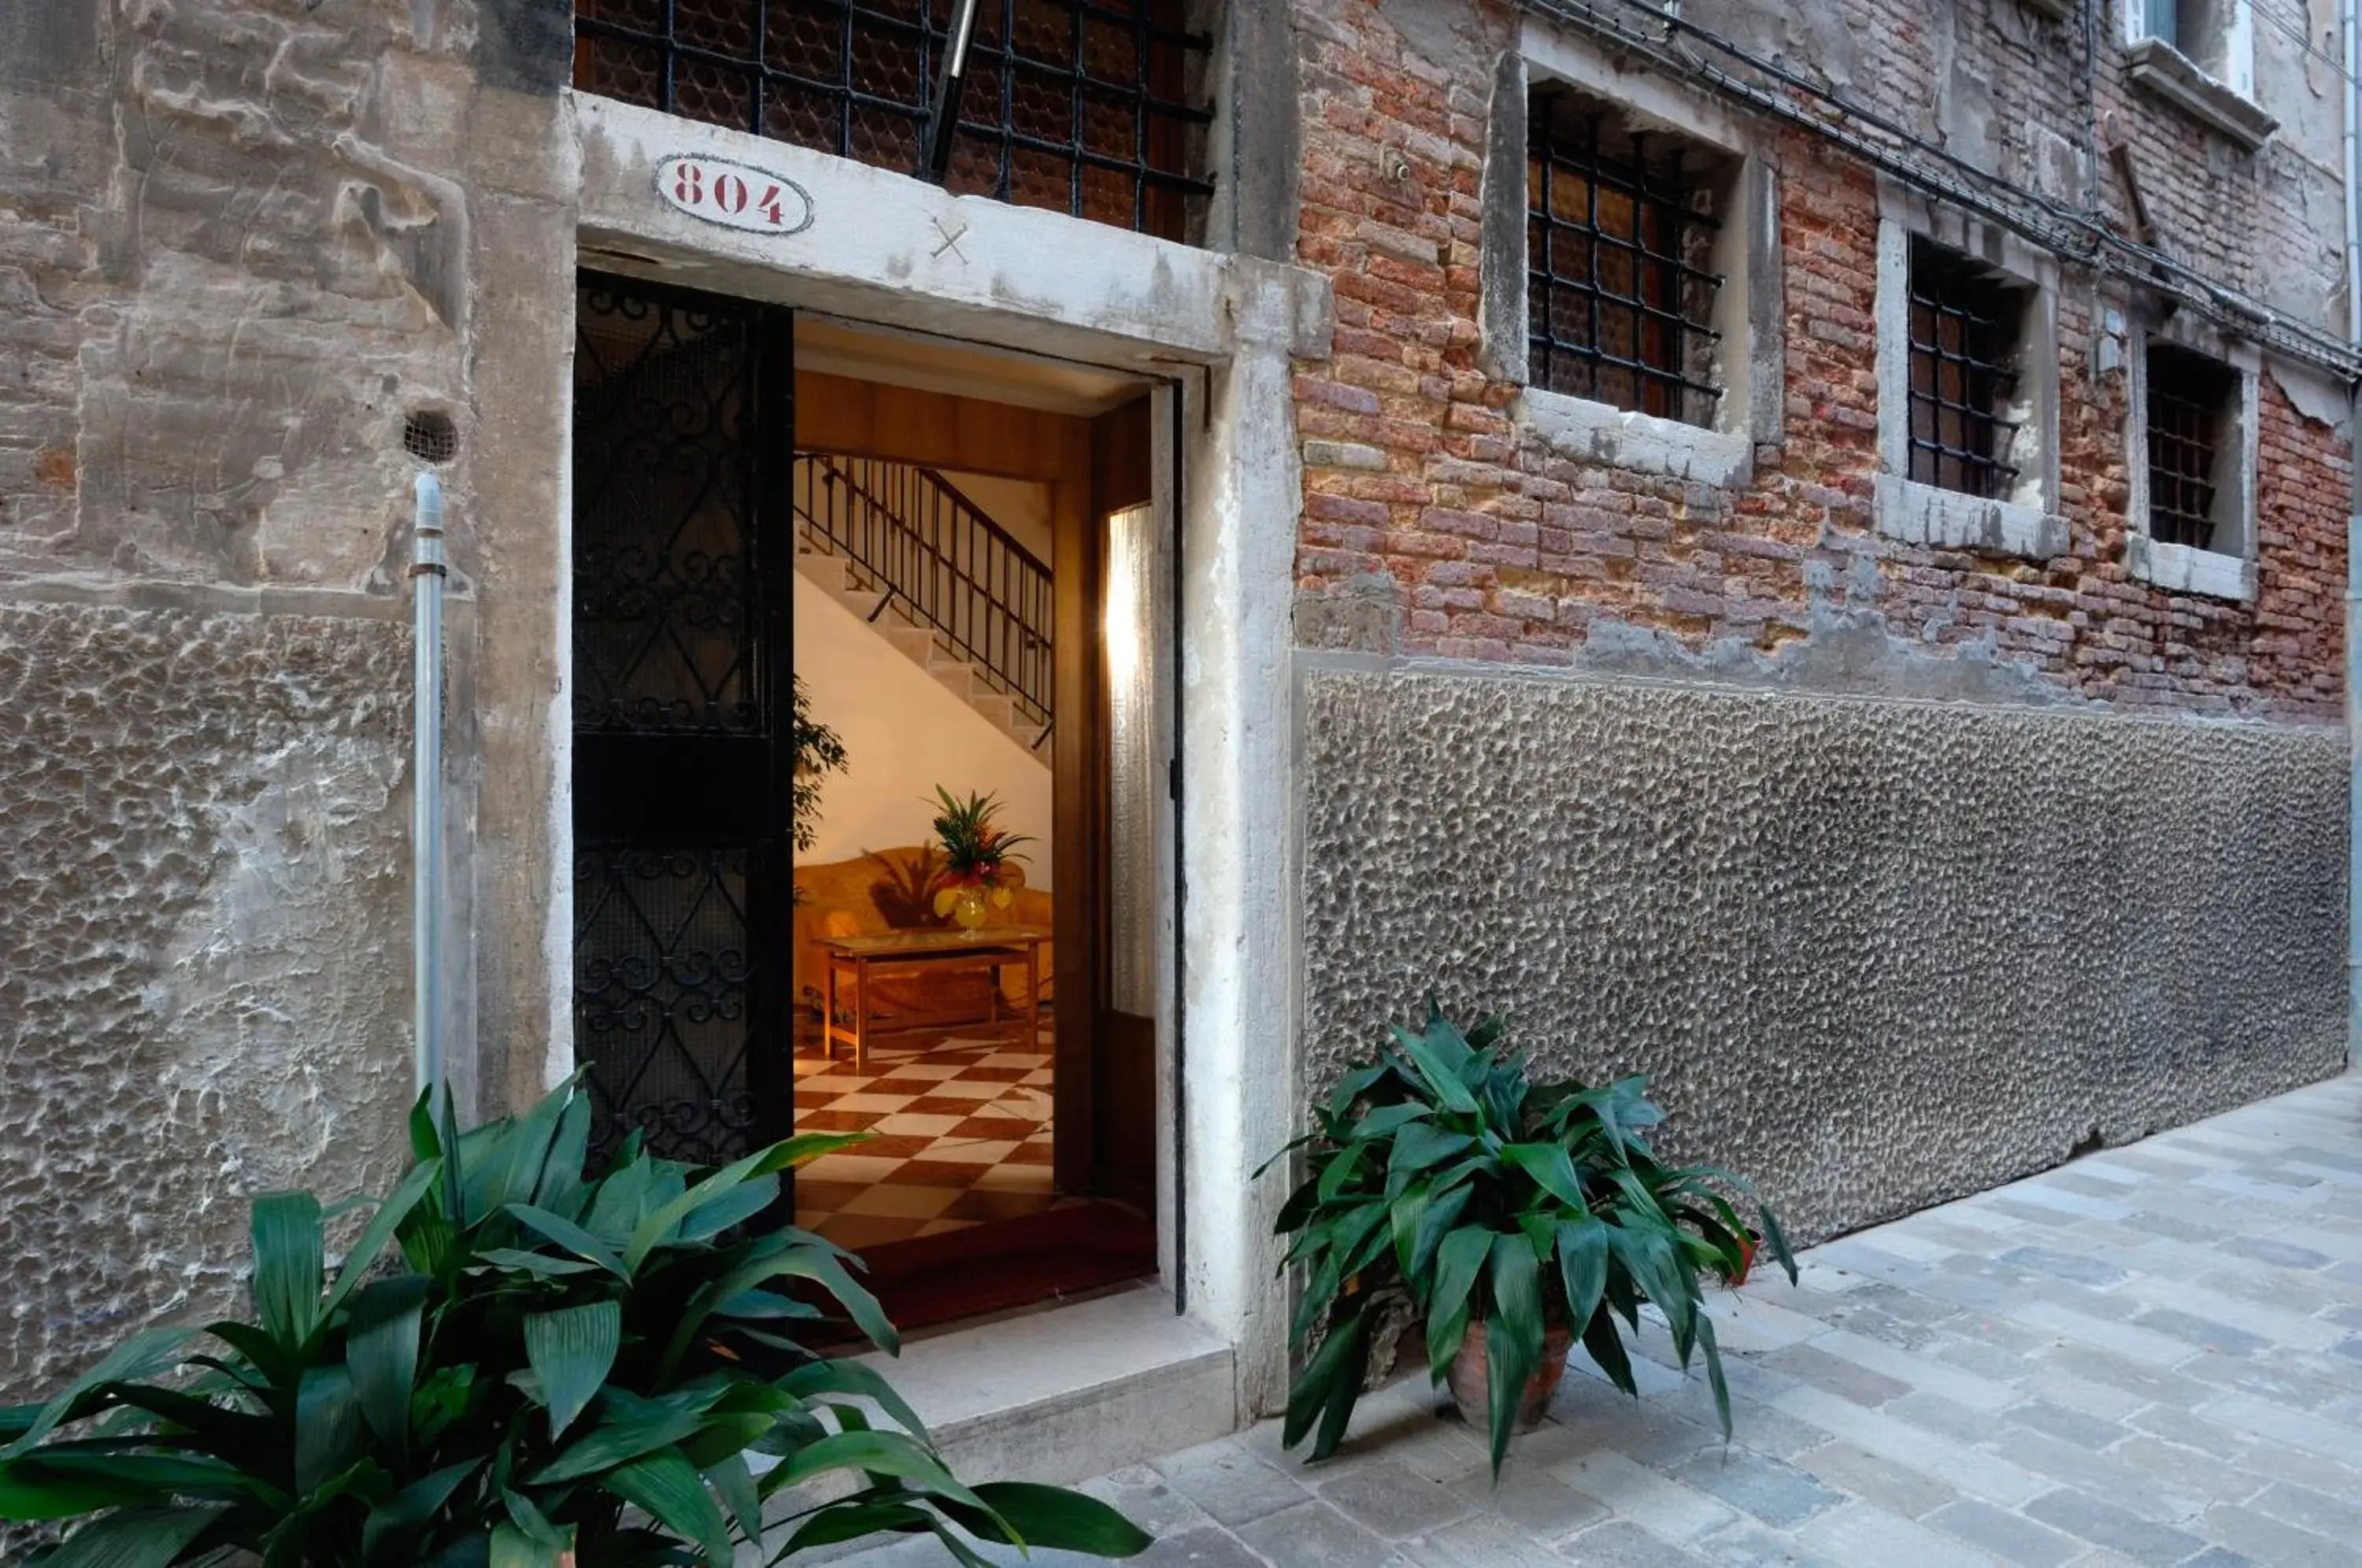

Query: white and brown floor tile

[790,1029,1073,1249]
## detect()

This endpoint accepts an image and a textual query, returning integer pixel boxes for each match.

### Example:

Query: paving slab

[829,1074,2362,1566]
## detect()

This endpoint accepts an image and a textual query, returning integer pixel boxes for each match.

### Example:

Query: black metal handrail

[793,453,1053,741]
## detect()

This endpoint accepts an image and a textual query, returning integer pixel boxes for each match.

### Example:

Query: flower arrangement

[927,786,1035,927]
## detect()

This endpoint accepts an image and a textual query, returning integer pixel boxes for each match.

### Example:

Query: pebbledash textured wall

[1298,660,2349,1241]
[0,605,413,1400]
[1285,0,2355,1239]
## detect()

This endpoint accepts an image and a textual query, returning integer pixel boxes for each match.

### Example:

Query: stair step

[883,624,936,660]
[790,528,1049,771]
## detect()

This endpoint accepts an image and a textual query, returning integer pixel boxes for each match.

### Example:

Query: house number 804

[654,154,814,237]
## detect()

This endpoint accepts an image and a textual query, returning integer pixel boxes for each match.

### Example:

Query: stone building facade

[0,0,2350,1475]
[1289,0,2357,1248]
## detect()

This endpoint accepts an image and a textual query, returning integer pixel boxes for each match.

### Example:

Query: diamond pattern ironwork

[574,284,765,736]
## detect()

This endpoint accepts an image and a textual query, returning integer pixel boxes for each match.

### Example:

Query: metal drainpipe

[2345,0,2362,1064]
[412,473,449,1097]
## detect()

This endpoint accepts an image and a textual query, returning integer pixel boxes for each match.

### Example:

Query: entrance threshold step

[857,1282,1236,1485]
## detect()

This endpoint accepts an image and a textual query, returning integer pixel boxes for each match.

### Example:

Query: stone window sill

[2127,534,2255,600]
[2124,39,2278,152]
[1519,388,1753,488]
[1875,474,2068,559]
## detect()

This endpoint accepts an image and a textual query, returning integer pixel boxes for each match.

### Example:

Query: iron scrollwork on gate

[571,276,794,1167]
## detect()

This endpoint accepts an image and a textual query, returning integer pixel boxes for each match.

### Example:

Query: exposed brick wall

[1287,0,2353,718]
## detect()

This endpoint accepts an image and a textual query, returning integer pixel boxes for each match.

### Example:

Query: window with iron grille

[572,0,1214,242]
[1906,237,2028,500]
[2144,342,2238,551]
[1525,87,1727,427]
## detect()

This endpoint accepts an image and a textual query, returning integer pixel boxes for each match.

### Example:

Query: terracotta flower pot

[1445,1318,1573,1435]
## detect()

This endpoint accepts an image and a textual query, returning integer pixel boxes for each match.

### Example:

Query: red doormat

[847,1200,1157,1337]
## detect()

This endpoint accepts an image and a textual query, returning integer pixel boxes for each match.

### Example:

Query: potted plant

[0,1078,1149,1566]
[927,786,1034,930]
[1262,1000,1794,1477]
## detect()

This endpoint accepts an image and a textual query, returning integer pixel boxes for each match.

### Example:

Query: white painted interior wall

[939,470,1053,563]
[794,570,1055,889]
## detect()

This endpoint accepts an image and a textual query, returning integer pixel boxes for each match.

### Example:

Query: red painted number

[666,158,797,232]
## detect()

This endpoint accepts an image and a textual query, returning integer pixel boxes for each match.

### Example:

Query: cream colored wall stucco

[793,572,1055,886]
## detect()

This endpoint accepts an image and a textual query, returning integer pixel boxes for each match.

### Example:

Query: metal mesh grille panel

[2145,342,2236,551]
[1907,238,2025,501]
[1526,88,1725,427]
[574,0,1213,240]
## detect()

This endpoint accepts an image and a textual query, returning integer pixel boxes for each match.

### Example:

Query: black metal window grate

[1526,88,1725,427]
[2145,342,2236,551]
[1907,238,2025,500]
[573,0,1213,242]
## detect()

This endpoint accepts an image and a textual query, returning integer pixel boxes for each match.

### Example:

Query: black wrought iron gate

[571,274,795,1167]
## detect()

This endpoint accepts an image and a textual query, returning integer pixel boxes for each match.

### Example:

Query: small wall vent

[403,409,459,464]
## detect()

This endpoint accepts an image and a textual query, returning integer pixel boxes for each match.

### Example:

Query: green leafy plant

[0,1078,1150,1566]
[927,787,1032,888]
[790,675,848,856]
[1262,1000,1795,1477]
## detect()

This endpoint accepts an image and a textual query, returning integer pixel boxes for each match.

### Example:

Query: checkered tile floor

[792,1029,1072,1249]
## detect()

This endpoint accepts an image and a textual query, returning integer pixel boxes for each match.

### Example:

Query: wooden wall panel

[794,371,1087,483]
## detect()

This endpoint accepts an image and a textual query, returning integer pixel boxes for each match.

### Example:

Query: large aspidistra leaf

[602,1448,733,1566]
[1423,1225,1493,1376]
[0,1329,191,1461]
[294,1366,362,1496]
[1555,1216,1609,1333]
[952,1481,1153,1557]
[36,1504,223,1568]
[1389,1023,1479,1115]
[1483,1233,1544,1477]
[250,1193,325,1350]
[346,1274,428,1452]
[524,1301,621,1442]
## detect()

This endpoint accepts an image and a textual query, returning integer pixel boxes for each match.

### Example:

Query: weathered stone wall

[1298,661,2349,1242]
[1286,0,2354,715]
[0,0,578,1405]
[1280,0,2353,1228]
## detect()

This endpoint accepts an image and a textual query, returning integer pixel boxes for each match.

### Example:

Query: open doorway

[570,278,1172,1337]
[785,319,1165,1329]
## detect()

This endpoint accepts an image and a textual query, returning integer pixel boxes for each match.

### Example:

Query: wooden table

[815,926,1048,1071]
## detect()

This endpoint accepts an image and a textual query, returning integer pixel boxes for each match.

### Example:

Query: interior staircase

[791,453,1053,764]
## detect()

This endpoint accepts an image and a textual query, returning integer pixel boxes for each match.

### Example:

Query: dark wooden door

[570,274,796,1167]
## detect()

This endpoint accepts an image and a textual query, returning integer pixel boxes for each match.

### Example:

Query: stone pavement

[826,1073,2362,1566]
